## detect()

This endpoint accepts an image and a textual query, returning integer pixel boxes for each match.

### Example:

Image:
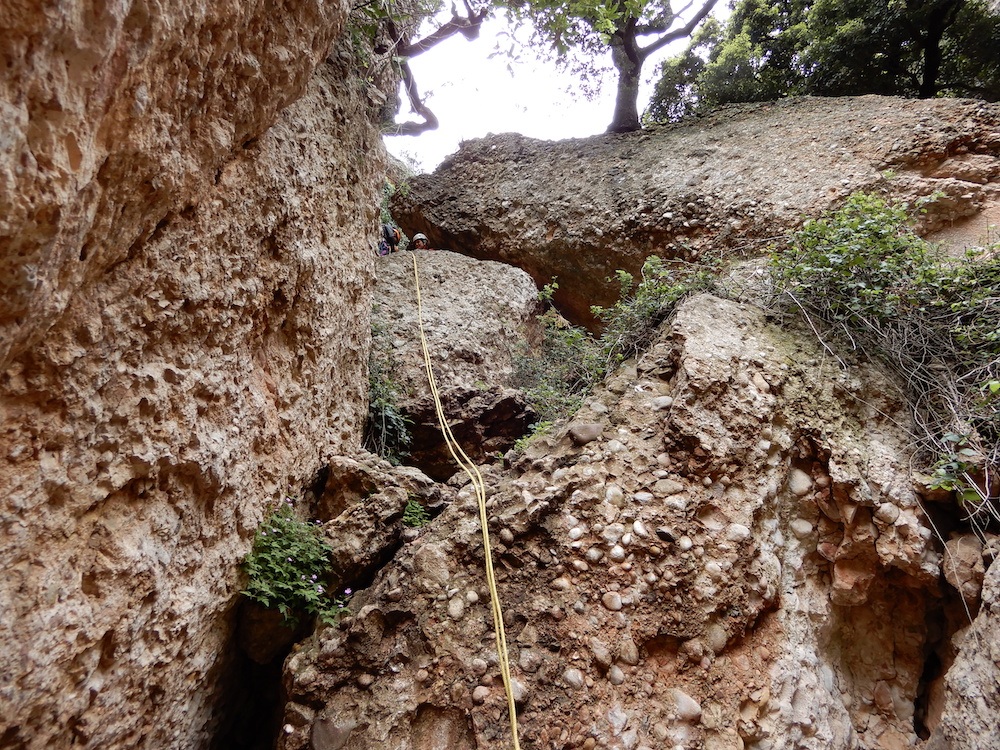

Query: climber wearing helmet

[411,232,433,250]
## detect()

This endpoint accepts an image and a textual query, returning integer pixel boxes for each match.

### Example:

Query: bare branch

[637,0,718,59]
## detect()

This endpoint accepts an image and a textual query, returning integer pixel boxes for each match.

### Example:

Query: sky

[383,11,713,174]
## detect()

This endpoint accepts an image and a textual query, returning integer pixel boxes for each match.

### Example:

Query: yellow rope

[410,253,521,750]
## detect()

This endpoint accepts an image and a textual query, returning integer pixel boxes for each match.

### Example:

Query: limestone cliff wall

[392,96,1000,327]
[0,3,385,747]
[281,293,947,750]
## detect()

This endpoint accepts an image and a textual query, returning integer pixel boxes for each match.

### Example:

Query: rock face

[929,557,1000,750]
[372,250,540,477]
[391,96,1000,326]
[280,293,944,750]
[0,7,386,748]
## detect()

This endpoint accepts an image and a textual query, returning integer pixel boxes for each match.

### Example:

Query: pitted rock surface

[0,34,385,750]
[391,96,1000,326]
[280,293,943,750]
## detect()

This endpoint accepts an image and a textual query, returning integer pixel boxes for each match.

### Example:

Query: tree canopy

[502,0,719,132]
[646,0,1000,123]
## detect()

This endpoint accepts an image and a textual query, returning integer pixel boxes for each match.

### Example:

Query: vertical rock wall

[0,2,386,747]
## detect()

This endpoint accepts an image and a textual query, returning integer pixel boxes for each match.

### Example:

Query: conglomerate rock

[372,250,541,477]
[391,96,1000,326]
[281,293,945,750]
[0,18,385,750]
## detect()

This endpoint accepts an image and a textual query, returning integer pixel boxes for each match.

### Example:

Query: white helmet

[412,233,428,242]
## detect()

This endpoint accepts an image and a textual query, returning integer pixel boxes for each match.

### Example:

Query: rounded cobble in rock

[471,658,489,676]
[788,467,813,496]
[591,638,613,670]
[726,523,751,542]
[632,520,649,537]
[563,668,585,689]
[472,686,491,704]
[570,423,603,445]
[618,636,640,666]
[874,503,900,524]
[500,528,514,545]
[602,592,623,611]
[609,545,627,562]
[608,665,626,685]
[652,396,674,410]
[448,597,466,619]
[672,689,702,722]
[790,519,813,539]
[678,536,693,551]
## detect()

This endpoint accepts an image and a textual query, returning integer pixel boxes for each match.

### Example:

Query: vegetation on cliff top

[647,0,1000,123]
[770,192,999,532]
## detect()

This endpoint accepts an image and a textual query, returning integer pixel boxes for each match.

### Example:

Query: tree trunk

[608,28,643,133]
[917,0,964,98]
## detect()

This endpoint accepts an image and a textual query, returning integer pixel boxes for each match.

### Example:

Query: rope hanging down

[410,253,521,750]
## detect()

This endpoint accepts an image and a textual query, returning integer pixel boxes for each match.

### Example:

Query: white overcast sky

[384,9,722,173]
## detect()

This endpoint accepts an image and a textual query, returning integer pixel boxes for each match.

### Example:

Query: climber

[411,232,433,251]
[377,223,401,256]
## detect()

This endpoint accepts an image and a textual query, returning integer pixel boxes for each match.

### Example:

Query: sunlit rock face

[0,1,386,745]
[392,96,1000,327]
[281,293,945,750]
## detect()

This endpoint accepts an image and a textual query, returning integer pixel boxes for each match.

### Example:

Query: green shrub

[241,500,348,626]
[593,254,717,368]
[402,498,430,528]
[770,193,999,530]
[513,259,716,428]
[512,290,603,424]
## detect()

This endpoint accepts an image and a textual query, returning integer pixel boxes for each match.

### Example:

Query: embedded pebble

[633,492,653,503]
[591,638,613,670]
[655,478,685,495]
[666,495,688,511]
[551,576,573,591]
[788,467,813,496]
[448,597,466,619]
[621,533,632,546]
[652,395,674,409]
[472,686,490,704]
[726,523,751,542]
[586,547,605,563]
[678,536,693,551]
[569,526,585,540]
[632,520,649,537]
[607,439,626,453]
[511,677,528,703]
[790,519,813,539]
[570,423,603,445]
[608,665,626,685]
[500,528,514,545]
[606,485,625,505]
[471,658,488,676]
[672,688,703,722]
[875,503,900,524]
[465,590,479,604]
[618,637,640,665]
[357,673,375,688]
[609,545,627,562]
[602,592,623,611]
[602,523,625,545]
[705,561,723,579]
[563,668,585,689]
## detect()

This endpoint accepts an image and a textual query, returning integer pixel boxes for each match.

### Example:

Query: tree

[354,0,490,136]
[646,0,1000,123]
[503,0,720,132]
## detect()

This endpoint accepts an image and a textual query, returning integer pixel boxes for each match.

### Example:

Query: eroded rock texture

[373,250,540,477]
[0,5,384,747]
[391,96,1000,326]
[282,294,944,750]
